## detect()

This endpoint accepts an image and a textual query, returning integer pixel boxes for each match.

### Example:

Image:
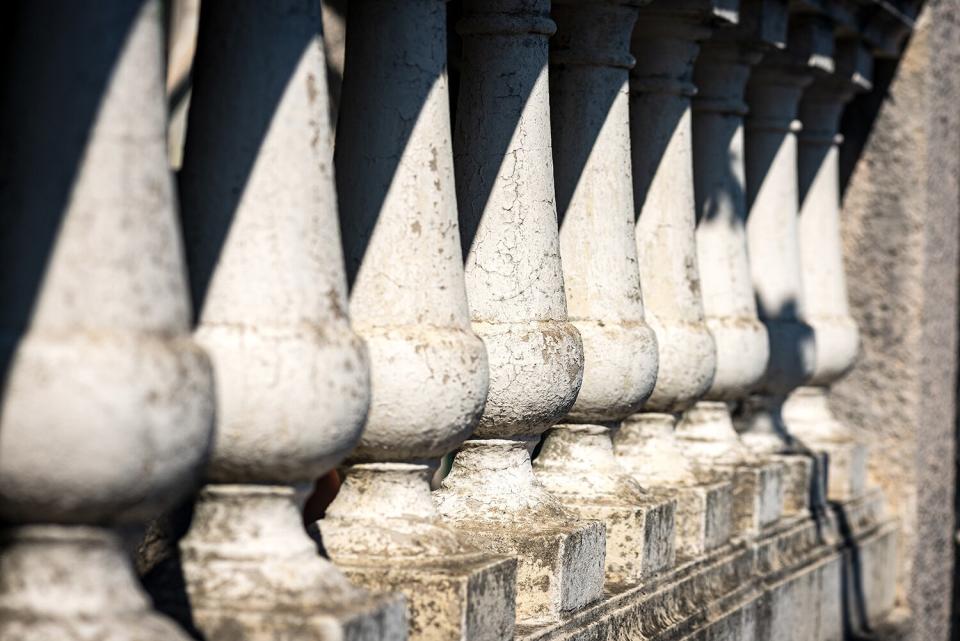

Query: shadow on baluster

[0,3,141,403]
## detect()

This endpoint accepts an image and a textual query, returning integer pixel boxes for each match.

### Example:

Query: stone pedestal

[438,442,605,625]
[615,413,736,560]
[324,467,515,641]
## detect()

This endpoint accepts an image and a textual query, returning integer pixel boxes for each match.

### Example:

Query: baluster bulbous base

[534,424,676,584]
[738,395,825,517]
[319,463,517,641]
[435,439,605,625]
[172,485,406,641]
[680,402,786,536]
[0,526,194,641]
[614,414,733,559]
[784,386,868,502]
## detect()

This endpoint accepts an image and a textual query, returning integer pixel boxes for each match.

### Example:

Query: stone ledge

[517,506,855,641]
[338,555,517,641]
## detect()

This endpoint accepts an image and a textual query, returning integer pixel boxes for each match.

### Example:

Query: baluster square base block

[454,521,606,625]
[774,454,820,517]
[821,440,868,502]
[728,460,786,536]
[567,493,677,585]
[335,555,518,641]
[673,480,735,560]
[187,597,408,641]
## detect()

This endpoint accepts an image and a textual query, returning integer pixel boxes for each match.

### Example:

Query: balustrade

[0,1,916,639]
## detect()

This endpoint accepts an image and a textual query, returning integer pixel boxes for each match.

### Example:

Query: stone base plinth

[821,440,868,502]
[569,494,677,585]
[338,556,517,641]
[816,551,844,641]
[843,522,898,634]
[673,481,734,560]
[729,460,785,536]
[459,521,605,625]
[188,598,408,641]
[757,553,833,641]
[514,540,757,641]
[774,454,820,517]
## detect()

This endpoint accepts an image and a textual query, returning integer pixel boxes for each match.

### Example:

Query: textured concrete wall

[832,2,960,639]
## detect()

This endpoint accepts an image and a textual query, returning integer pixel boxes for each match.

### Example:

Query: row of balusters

[0,0,882,640]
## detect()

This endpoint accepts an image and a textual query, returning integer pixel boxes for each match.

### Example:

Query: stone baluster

[612,1,740,562]
[530,0,678,586]
[171,3,406,639]
[434,0,607,625]
[739,15,835,516]
[783,39,873,502]
[0,2,214,638]
[319,0,518,639]
[686,0,791,535]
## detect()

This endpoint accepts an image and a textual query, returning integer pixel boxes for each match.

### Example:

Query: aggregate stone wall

[832,2,960,639]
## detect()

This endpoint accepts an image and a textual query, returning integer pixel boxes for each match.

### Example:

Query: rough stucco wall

[831,2,960,639]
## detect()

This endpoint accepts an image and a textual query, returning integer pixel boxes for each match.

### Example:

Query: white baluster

[435,0,607,624]
[174,2,405,638]
[323,0,518,637]
[686,0,792,535]
[613,2,737,561]
[0,2,213,639]
[533,0,677,585]
[784,38,873,502]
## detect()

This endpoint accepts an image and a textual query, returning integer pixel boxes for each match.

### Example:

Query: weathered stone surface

[321,465,515,641]
[337,555,517,641]
[730,461,786,535]
[615,417,734,560]
[673,482,735,560]
[177,486,406,641]
[535,426,676,584]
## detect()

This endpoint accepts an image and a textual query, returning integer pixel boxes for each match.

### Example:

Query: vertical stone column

[172,3,405,640]
[530,0,677,586]
[0,2,214,639]
[783,40,873,502]
[612,2,737,562]
[686,0,791,535]
[321,1,518,639]
[740,15,835,515]
[435,0,607,625]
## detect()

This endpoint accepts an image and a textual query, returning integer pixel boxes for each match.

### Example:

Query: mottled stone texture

[832,2,960,639]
